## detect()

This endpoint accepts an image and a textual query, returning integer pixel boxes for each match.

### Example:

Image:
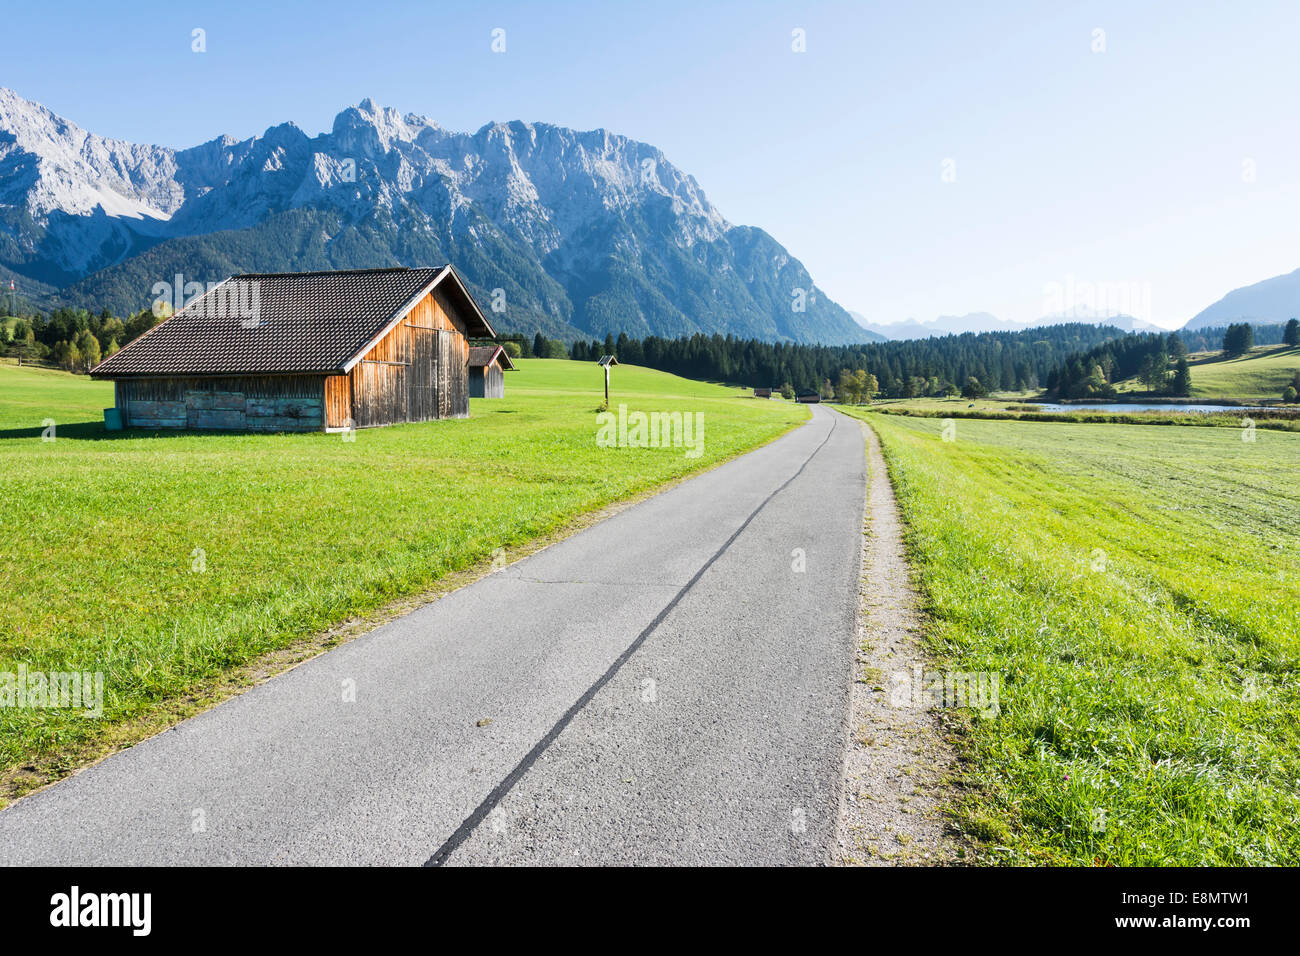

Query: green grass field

[841,408,1300,864]
[0,360,805,795]
[0,360,113,430]
[1110,344,1300,400]
[857,395,1300,434]
[1186,344,1300,400]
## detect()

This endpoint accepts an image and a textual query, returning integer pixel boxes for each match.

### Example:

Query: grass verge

[838,407,1300,864]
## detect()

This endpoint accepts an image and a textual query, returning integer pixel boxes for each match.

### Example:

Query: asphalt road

[0,405,866,866]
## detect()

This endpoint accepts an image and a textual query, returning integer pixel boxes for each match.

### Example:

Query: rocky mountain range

[0,88,875,344]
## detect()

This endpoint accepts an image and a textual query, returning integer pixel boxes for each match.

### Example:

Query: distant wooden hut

[91,266,495,431]
[753,387,772,398]
[468,344,516,398]
[796,389,822,404]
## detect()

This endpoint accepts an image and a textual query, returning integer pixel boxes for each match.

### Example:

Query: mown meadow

[0,360,806,798]
[841,408,1300,865]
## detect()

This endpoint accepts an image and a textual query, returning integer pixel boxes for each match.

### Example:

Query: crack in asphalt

[425,411,839,866]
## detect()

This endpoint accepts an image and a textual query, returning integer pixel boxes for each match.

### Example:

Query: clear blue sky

[8,0,1300,327]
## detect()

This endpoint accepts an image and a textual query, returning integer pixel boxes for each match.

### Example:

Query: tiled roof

[468,345,516,370]
[92,266,492,377]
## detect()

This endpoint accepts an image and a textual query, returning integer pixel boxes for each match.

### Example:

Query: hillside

[1103,343,1299,401]
[0,89,870,346]
[1184,344,1300,400]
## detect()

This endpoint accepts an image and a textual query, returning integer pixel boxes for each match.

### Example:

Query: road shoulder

[836,416,962,865]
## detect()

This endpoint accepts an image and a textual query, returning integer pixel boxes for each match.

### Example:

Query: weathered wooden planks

[324,375,351,428]
[118,376,325,431]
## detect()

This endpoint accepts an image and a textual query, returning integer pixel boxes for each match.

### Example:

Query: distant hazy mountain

[844,312,888,342]
[855,310,1149,341]
[1183,267,1300,330]
[872,312,1017,339]
[0,88,872,344]
[1037,311,1159,333]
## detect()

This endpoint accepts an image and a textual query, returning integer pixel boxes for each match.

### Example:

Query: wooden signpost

[597,354,619,406]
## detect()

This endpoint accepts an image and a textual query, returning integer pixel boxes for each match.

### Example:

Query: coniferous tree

[1223,323,1254,357]
[1171,357,1192,396]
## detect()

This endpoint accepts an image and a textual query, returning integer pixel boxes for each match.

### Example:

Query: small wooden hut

[468,344,516,398]
[91,266,495,431]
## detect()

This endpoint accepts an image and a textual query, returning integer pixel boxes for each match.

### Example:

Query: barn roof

[91,266,495,378]
[468,345,517,371]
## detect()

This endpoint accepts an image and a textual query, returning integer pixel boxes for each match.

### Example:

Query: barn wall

[324,375,352,428]
[117,378,184,428]
[412,288,470,419]
[349,286,472,425]
[116,376,325,431]
[468,364,504,399]
[349,358,407,427]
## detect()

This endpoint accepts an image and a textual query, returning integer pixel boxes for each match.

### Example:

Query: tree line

[1047,322,1296,400]
[505,323,1125,398]
[2,307,162,372]
[1048,332,1191,399]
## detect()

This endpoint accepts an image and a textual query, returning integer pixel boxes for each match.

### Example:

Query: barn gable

[338,285,480,427]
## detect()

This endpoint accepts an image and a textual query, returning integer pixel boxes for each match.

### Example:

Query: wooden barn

[753,387,772,398]
[467,344,516,398]
[91,266,495,431]
[796,389,822,404]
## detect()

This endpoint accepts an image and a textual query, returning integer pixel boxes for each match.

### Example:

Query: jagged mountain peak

[0,89,870,345]
[0,87,179,222]
[332,98,436,154]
